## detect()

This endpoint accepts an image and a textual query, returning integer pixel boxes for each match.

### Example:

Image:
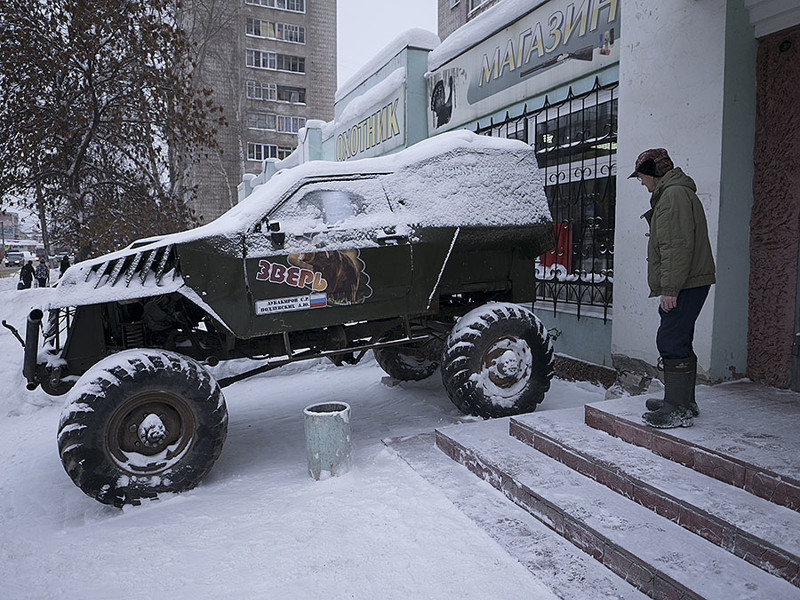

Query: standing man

[630,149,716,428]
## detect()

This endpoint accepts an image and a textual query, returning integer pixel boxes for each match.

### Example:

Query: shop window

[476,80,618,320]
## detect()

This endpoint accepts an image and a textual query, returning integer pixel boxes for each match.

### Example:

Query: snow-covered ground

[0,275,606,599]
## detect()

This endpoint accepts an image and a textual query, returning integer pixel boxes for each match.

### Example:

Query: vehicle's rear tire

[57,349,228,507]
[374,331,443,381]
[441,302,553,418]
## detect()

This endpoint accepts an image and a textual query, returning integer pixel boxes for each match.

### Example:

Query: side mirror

[271,231,286,249]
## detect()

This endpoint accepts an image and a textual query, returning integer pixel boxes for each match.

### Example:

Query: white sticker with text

[255,293,327,315]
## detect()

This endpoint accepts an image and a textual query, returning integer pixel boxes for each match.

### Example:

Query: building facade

[242,0,800,392]
[438,0,502,40]
[189,0,336,223]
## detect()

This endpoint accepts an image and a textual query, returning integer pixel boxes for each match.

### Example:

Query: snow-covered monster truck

[20,130,554,506]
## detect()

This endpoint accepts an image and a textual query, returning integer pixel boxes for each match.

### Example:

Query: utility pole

[32,158,51,259]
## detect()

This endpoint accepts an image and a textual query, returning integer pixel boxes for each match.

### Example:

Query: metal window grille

[476,78,617,321]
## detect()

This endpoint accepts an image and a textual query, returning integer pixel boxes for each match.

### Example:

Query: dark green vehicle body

[27,132,552,394]
[20,131,556,506]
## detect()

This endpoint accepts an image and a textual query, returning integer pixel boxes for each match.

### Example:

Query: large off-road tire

[441,302,553,418]
[374,331,443,381]
[57,349,228,507]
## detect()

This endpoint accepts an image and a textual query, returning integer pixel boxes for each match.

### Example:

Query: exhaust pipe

[23,309,43,391]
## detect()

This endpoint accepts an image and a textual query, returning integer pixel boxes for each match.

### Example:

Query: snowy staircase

[430,386,800,600]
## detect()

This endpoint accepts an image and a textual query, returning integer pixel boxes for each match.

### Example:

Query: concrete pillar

[613,0,756,385]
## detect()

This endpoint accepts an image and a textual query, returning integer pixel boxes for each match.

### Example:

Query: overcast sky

[336,0,438,87]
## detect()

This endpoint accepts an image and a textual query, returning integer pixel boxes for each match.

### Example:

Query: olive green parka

[641,168,716,298]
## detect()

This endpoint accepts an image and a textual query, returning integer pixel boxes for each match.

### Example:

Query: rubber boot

[645,353,699,416]
[642,357,695,428]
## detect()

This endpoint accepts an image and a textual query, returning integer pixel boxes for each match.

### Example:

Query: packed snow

[331,67,407,130]
[0,275,607,599]
[336,28,440,102]
[428,0,548,71]
[55,131,547,275]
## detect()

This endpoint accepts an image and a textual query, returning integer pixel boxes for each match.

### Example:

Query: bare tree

[0,0,225,259]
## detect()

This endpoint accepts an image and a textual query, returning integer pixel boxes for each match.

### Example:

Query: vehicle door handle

[376,226,408,245]
[376,234,408,245]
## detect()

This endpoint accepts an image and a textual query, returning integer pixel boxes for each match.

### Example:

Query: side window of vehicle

[254,177,399,253]
[272,178,387,228]
[298,190,361,226]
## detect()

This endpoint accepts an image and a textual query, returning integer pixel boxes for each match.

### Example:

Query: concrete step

[434,417,800,600]
[510,407,800,587]
[584,383,800,513]
[384,433,649,600]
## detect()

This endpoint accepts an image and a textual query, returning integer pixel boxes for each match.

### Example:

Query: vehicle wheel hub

[107,392,196,474]
[480,336,533,401]
[138,413,168,448]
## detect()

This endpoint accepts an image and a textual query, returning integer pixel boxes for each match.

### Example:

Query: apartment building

[189,0,336,223]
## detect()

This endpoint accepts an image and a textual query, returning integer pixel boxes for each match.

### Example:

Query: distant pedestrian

[630,148,716,429]
[60,254,71,278]
[19,260,34,289]
[34,258,49,288]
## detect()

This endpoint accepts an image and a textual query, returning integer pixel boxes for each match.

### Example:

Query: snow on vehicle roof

[45,130,550,310]
[54,129,549,294]
[79,131,540,257]
[428,0,547,71]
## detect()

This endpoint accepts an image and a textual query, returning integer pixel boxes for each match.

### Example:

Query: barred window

[476,81,618,320]
[277,115,306,133]
[247,112,277,130]
[246,80,277,101]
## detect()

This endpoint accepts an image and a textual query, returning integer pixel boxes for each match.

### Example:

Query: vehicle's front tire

[441,302,553,418]
[374,330,443,381]
[57,349,228,507]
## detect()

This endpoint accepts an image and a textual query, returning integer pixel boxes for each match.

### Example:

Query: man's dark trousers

[656,286,710,359]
